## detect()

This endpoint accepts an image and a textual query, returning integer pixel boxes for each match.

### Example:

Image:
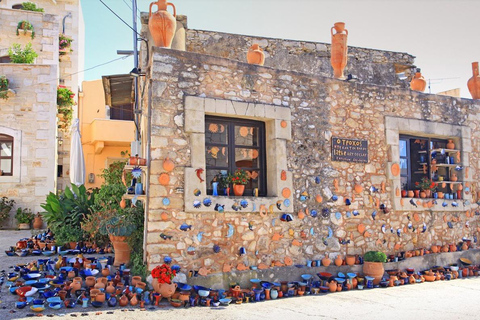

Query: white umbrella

[69,118,85,186]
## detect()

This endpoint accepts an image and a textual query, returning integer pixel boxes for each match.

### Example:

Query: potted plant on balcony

[0,197,15,227]
[8,43,38,64]
[19,2,44,12]
[59,34,73,55]
[362,251,387,285]
[0,76,10,100]
[57,85,75,131]
[229,169,249,196]
[16,20,35,39]
[15,207,34,230]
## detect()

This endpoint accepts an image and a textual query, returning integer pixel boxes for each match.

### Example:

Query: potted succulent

[229,169,249,196]
[363,251,387,285]
[16,20,35,39]
[98,208,137,266]
[0,197,15,227]
[15,207,34,230]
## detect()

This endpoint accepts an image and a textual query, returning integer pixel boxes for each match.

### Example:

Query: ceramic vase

[152,279,177,299]
[148,0,177,48]
[467,62,480,99]
[247,44,265,66]
[410,70,427,92]
[33,215,43,229]
[233,184,245,196]
[322,255,331,267]
[446,139,455,149]
[212,182,219,196]
[334,255,343,266]
[109,234,131,266]
[330,22,348,79]
[362,261,384,285]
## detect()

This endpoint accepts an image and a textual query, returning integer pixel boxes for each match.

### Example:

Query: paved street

[1,230,479,320]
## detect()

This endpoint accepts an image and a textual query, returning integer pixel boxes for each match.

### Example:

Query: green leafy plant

[229,169,249,185]
[98,208,137,237]
[0,76,9,100]
[54,224,84,245]
[15,207,34,224]
[57,86,75,107]
[20,2,44,12]
[8,43,38,64]
[59,34,73,54]
[0,197,15,224]
[16,20,35,39]
[363,251,387,263]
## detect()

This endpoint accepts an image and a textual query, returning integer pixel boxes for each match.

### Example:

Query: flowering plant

[57,85,75,107]
[229,169,249,185]
[151,264,176,284]
[415,177,436,192]
[59,34,73,54]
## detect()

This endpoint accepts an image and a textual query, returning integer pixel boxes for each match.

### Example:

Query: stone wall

[185,29,416,88]
[144,46,480,277]
[0,64,58,228]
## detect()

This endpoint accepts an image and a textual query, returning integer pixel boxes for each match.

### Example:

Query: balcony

[84,119,135,154]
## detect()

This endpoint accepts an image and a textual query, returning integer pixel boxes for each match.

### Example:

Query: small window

[0,134,14,176]
[400,135,458,195]
[110,104,134,121]
[205,116,266,196]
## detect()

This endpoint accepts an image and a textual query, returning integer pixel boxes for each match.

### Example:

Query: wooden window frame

[0,134,14,176]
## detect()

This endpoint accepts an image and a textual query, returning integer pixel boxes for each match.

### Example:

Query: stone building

[136,15,480,283]
[0,0,84,227]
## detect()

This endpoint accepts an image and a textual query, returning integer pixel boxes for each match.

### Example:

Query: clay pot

[33,215,43,229]
[345,255,355,266]
[247,44,265,66]
[414,190,420,198]
[334,255,343,267]
[130,294,138,306]
[148,0,176,48]
[446,139,455,150]
[132,276,142,287]
[363,261,384,285]
[462,242,468,251]
[106,282,115,294]
[437,192,444,199]
[119,294,129,307]
[451,173,458,182]
[109,234,131,266]
[467,62,480,99]
[401,189,407,197]
[322,255,331,267]
[102,267,110,277]
[425,190,431,198]
[449,244,457,252]
[72,280,82,292]
[407,190,414,198]
[420,191,426,198]
[388,276,397,287]
[58,290,67,300]
[96,292,106,303]
[152,278,177,299]
[233,184,245,196]
[410,70,427,92]
[90,289,100,301]
[328,280,337,292]
[136,281,147,291]
[441,245,449,252]
[330,22,348,79]
[85,276,95,288]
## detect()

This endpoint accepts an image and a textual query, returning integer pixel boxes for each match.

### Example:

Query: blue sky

[81,0,480,97]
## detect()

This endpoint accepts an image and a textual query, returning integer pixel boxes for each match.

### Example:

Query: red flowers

[151,264,176,284]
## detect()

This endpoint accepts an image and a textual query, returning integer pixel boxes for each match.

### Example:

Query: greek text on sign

[331,137,368,163]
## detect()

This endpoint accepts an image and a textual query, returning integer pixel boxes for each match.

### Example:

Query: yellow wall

[79,80,134,189]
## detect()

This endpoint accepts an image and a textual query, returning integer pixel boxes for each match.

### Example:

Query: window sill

[393,197,469,212]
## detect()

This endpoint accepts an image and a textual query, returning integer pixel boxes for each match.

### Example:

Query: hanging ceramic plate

[131,167,142,178]
[321,208,330,218]
[310,209,318,217]
[193,188,201,196]
[240,199,248,208]
[346,211,351,218]
[203,198,212,207]
[239,126,249,137]
[282,188,291,198]
[162,198,170,206]
[193,200,201,208]
[208,123,219,133]
[335,212,342,220]
[283,199,291,207]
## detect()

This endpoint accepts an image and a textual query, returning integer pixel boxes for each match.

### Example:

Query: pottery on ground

[152,279,177,299]
[109,234,131,266]
[362,261,384,285]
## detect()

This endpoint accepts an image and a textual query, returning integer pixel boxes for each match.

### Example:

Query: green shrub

[0,197,15,223]
[16,20,35,39]
[0,76,9,100]
[363,251,387,263]
[15,207,34,224]
[21,2,44,12]
[8,43,38,64]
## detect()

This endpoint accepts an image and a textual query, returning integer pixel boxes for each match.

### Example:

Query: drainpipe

[62,12,72,34]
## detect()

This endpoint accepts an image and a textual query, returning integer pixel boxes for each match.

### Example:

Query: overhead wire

[98,0,141,37]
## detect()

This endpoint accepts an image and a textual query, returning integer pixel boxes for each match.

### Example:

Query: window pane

[399,140,407,157]
[235,126,259,146]
[1,159,11,174]
[235,148,259,168]
[1,142,12,157]
[205,122,228,144]
[206,145,228,167]
[400,158,408,176]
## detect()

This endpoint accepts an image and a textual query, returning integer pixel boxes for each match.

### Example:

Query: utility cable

[98,0,141,37]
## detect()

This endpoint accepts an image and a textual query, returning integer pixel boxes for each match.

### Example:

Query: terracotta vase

[450,173,458,182]
[446,139,455,150]
[102,267,110,277]
[419,191,426,198]
[334,255,343,267]
[130,294,138,306]
[120,199,127,209]
[425,190,431,198]
[152,278,177,299]
[328,280,337,292]
[407,190,414,198]
[85,276,95,288]
[106,282,115,294]
[109,234,131,266]
[132,276,142,287]
[322,255,331,267]
[345,255,355,266]
[414,190,420,198]
[72,280,82,292]
[410,70,427,92]
[437,192,444,199]
[148,0,176,48]
[136,281,147,291]
[96,292,106,303]
[247,44,265,66]
[233,184,245,196]
[467,62,480,99]
[401,189,407,197]
[330,22,348,79]
[119,294,129,307]
[363,261,384,285]
[33,215,43,229]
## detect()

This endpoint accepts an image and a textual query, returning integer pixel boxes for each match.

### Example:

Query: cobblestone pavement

[1,230,479,320]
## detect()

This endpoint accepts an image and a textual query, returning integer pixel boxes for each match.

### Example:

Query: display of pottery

[148,0,177,48]
[247,44,265,66]
[330,22,348,79]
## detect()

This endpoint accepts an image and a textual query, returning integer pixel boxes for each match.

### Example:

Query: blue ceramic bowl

[301,274,313,281]
[15,301,26,309]
[32,283,50,290]
[337,272,345,278]
[198,289,210,297]
[23,273,42,280]
[42,251,55,256]
[347,273,357,279]
[33,299,44,305]
[25,280,38,286]
[5,251,15,256]
[250,278,261,284]
[59,266,73,272]
[193,285,210,292]
[261,282,273,289]
[334,278,346,283]
[48,302,62,309]
[91,301,103,308]
[219,298,232,305]
[319,286,329,293]
[175,282,192,291]
[42,291,55,299]
[31,250,42,256]
[47,297,62,303]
